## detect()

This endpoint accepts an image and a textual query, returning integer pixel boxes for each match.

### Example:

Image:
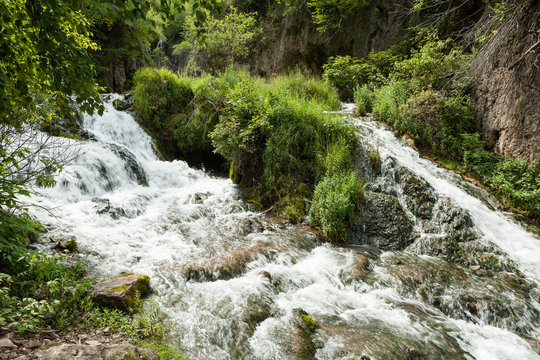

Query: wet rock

[340,254,371,284]
[357,192,415,250]
[90,274,150,310]
[53,236,77,252]
[290,309,318,359]
[191,192,210,204]
[384,253,540,334]
[237,217,266,236]
[427,198,477,241]
[112,99,127,111]
[34,343,158,360]
[366,177,398,197]
[395,167,437,220]
[108,144,148,187]
[91,198,140,220]
[181,243,285,281]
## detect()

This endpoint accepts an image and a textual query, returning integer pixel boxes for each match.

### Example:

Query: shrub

[398,90,474,160]
[372,80,411,127]
[272,72,341,110]
[133,68,193,130]
[354,84,374,115]
[323,56,375,100]
[309,170,364,242]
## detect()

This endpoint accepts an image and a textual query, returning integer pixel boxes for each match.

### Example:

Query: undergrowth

[133,67,364,241]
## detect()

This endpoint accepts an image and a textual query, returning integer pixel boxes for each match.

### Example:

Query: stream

[27,96,540,359]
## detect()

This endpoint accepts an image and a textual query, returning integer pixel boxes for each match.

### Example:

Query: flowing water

[27,96,540,359]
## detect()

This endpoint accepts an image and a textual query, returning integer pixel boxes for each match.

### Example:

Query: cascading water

[27,96,540,359]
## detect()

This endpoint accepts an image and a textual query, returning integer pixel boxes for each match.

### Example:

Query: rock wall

[471,1,540,165]
[252,0,409,76]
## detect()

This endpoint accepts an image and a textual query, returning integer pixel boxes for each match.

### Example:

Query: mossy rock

[90,274,151,311]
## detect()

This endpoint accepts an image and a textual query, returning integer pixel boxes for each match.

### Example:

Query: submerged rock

[395,167,437,220]
[90,274,151,310]
[108,144,148,187]
[53,236,77,252]
[180,243,286,282]
[357,192,415,250]
[35,343,158,360]
[384,253,540,334]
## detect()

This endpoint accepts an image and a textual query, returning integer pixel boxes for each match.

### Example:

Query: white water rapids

[26,96,540,359]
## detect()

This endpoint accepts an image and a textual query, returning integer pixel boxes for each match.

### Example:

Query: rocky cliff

[252,0,409,76]
[472,0,540,165]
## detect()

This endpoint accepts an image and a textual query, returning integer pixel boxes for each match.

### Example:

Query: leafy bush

[307,0,369,33]
[0,211,42,273]
[175,8,262,74]
[354,84,375,115]
[272,72,341,110]
[0,252,91,332]
[309,170,364,241]
[393,35,468,88]
[323,56,375,100]
[133,68,194,129]
[398,90,474,159]
[372,80,412,127]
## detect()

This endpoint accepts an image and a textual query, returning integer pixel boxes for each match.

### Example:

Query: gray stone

[356,192,415,250]
[0,338,16,349]
[395,167,437,220]
[90,274,150,310]
[34,343,159,360]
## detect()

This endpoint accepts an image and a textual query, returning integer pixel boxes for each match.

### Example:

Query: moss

[135,336,191,360]
[301,315,317,331]
[229,161,241,184]
[64,239,77,252]
[247,199,263,211]
[107,284,129,293]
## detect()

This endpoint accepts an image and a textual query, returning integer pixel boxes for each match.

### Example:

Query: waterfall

[27,97,540,359]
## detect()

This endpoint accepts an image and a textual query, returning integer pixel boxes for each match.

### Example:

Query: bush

[309,170,364,241]
[133,68,193,130]
[0,252,91,332]
[354,84,375,115]
[323,56,375,100]
[272,72,341,110]
[372,80,412,127]
[398,90,474,159]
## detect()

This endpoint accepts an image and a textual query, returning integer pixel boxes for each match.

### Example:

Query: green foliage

[0,211,43,273]
[393,35,468,88]
[134,68,360,234]
[322,56,375,100]
[307,0,369,33]
[398,90,474,160]
[354,84,375,116]
[464,141,540,218]
[0,252,91,332]
[309,170,364,241]
[271,72,341,109]
[372,80,412,127]
[175,8,262,74]
[323,47,403,100]
[0,0,103,126]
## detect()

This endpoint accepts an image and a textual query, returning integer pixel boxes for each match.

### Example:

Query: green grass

[133,67,364,239]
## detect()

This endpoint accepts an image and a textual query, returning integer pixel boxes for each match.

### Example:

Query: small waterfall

[26,97,540,359]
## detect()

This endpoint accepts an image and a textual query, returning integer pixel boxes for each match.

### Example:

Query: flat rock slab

[35,343,158,360]
[90,274,150,310]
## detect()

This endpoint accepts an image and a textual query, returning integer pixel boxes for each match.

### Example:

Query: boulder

[395,167,437,220]
[357,192,415,250]
[53,236,77,252]
[90,274,150,310]
[34,343,158,360]
[427,198,477,242]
